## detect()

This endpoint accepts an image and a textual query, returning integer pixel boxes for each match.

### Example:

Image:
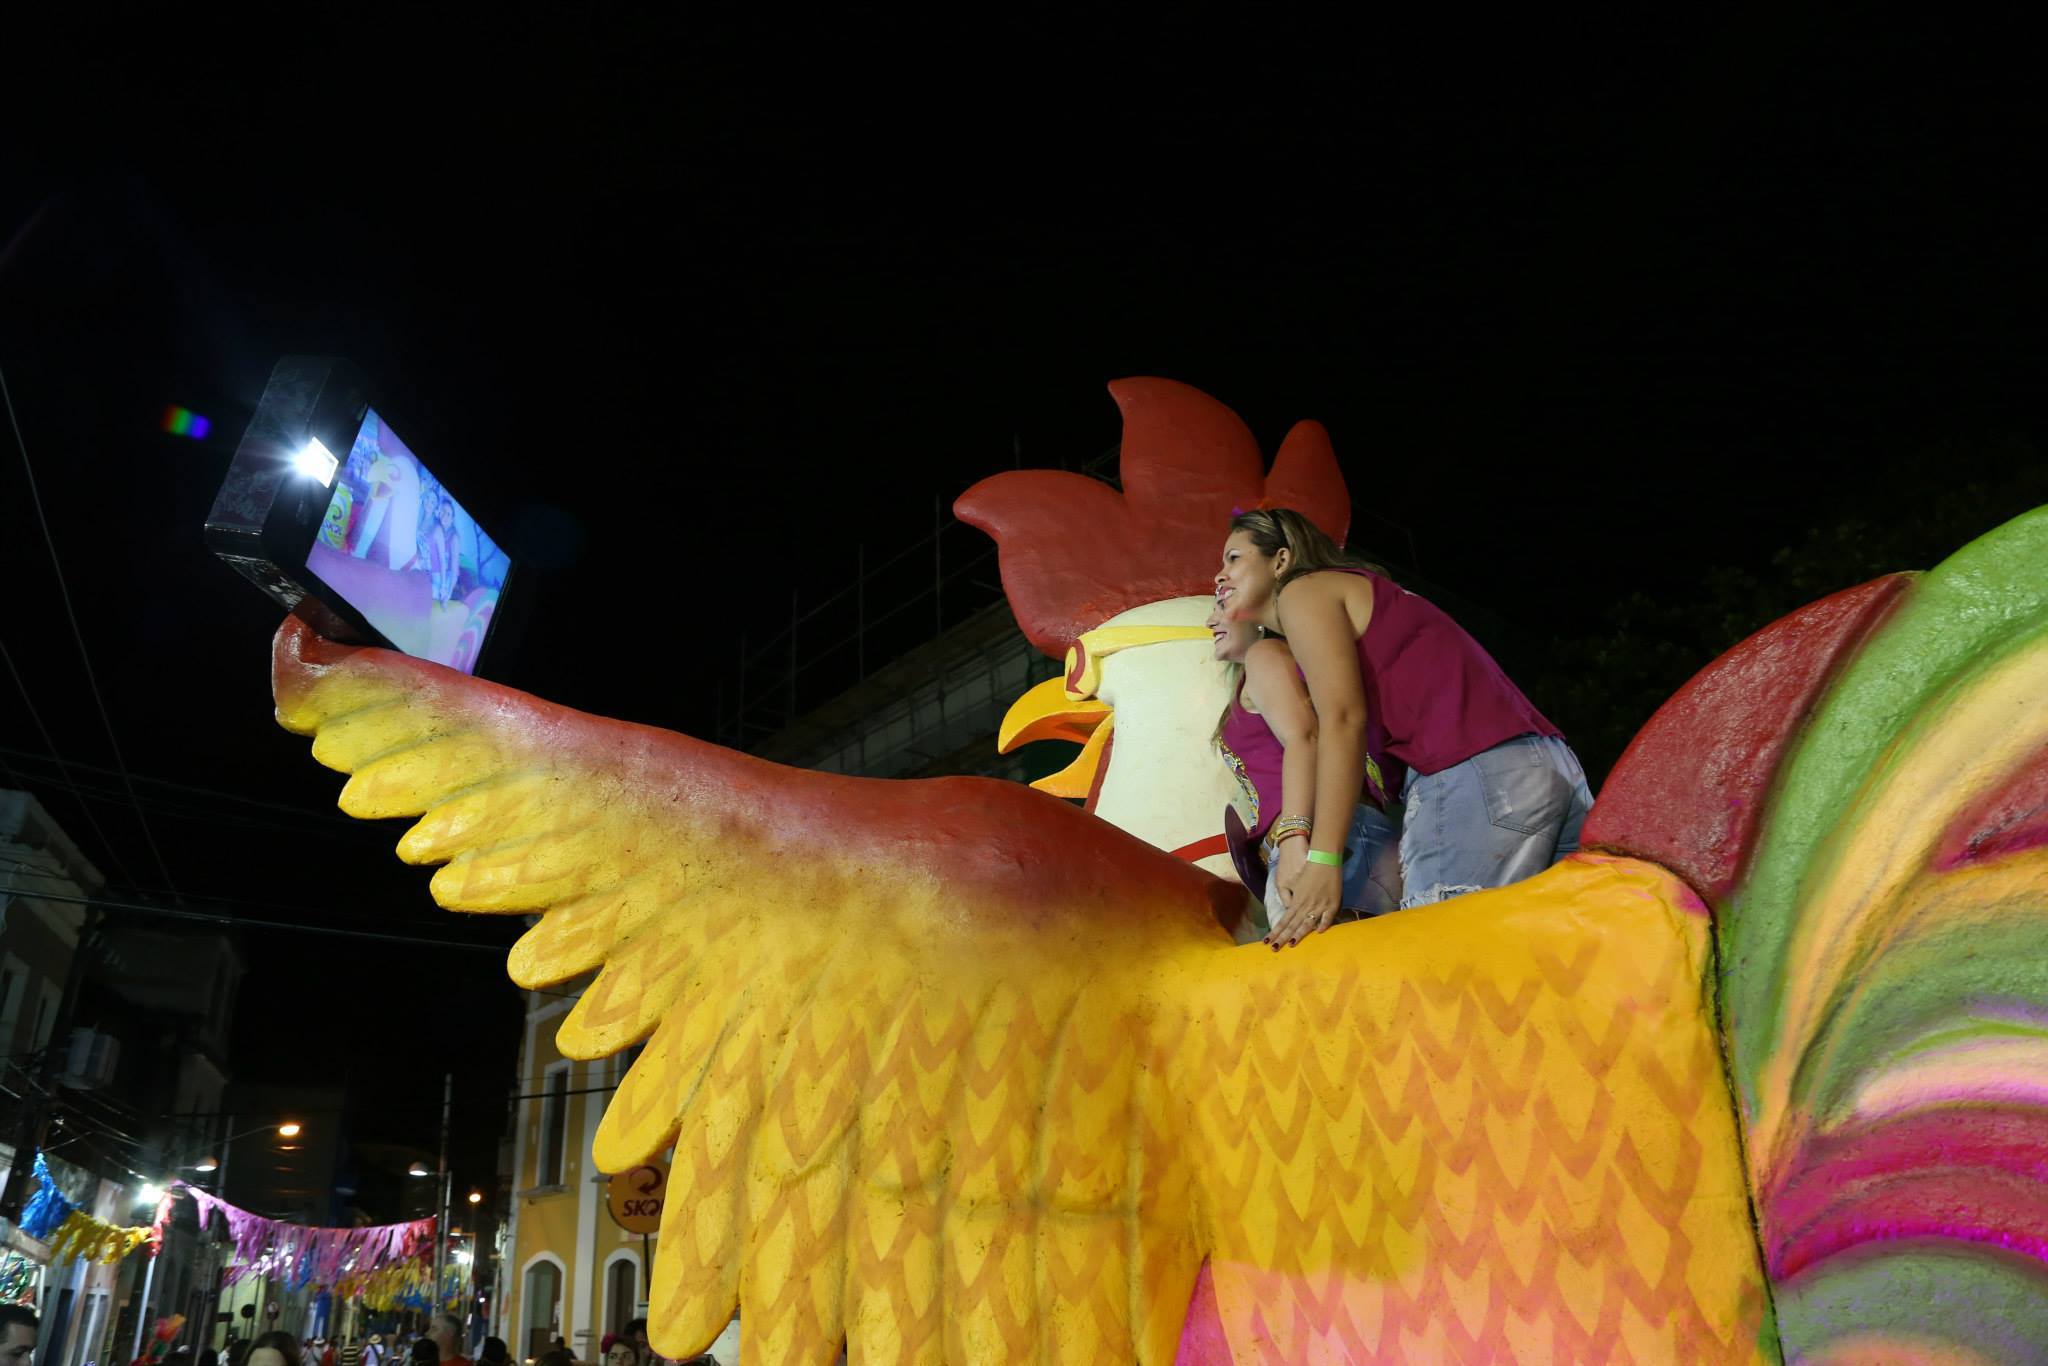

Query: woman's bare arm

[1272,572,1374,942]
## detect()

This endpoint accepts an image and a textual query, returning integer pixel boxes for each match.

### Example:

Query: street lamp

[192,1121,307,1176]
[467,1191,482,1206]
[408,1161,431,1178]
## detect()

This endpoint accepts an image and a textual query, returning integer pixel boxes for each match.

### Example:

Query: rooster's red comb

[957,377,1351,658]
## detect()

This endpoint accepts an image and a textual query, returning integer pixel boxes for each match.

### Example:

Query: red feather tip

[956,378,1352,657]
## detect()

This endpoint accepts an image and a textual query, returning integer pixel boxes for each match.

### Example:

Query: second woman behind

[1208,600,1402,936]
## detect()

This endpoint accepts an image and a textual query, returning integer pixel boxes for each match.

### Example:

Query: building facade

[0,790,247,1366]
[496,986,699,1362]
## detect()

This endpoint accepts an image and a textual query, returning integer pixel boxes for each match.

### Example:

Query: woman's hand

[1271,837,1307,907]
[1266,855,1342,947]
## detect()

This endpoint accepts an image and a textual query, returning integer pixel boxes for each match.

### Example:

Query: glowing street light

[408,1161,431,1177]
[190,1121,298,1180]
[468,1190,483,1205]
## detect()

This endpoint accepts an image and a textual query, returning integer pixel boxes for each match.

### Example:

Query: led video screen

[304,409,509,674]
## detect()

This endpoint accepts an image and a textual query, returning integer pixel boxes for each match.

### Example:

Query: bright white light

[192,1156,219,1173]
[137,1183,164,1206]
[454,1249,472,1266]
[294,439,338,486]
[277,1121,304,1138]
[408,1161,431,1177]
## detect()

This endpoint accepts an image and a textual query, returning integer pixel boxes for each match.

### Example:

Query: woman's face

[249,1350,288,1366]
[1205,600,1259,662]
[604,1345,638,1366]
[1215,530,1286,623]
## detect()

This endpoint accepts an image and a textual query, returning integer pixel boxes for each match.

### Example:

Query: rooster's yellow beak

[998,675,1114,799]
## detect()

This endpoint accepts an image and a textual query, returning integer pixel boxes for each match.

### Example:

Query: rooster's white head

[958,378,1353,882]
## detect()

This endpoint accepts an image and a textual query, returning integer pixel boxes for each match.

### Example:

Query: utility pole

[432,1074,452,1317]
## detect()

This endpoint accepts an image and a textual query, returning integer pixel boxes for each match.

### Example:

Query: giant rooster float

[270,380,2048,1363]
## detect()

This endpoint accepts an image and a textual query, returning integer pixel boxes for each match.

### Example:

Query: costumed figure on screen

[268,378,2048,1363]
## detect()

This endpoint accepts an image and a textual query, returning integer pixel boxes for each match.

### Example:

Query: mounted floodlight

[293,437,339,486]
[205,356,516,678]
[192,1156,220,1173]
[277,1121,304,1138]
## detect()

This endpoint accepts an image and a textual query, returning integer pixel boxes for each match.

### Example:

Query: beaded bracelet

[1261,815,1313,859]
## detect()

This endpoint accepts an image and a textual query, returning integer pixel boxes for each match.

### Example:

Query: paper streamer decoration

[43,1209,159,1266]
[0,1250,41,1306]
[174,1183,435,1289]
[336,1257,466,1314]
[18,1154,76,1241]
[17,1153,160,1265]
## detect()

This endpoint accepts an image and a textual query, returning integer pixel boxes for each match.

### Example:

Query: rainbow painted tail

[1588,507,2048,1363]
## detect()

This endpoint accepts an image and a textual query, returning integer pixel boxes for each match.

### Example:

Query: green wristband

[1305,849,1343,867]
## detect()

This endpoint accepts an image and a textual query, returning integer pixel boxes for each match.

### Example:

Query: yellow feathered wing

[272,618,1237,1365]
[274,620,1771,1363]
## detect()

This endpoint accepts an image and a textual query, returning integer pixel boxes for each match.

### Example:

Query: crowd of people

[0,1306,719,1366]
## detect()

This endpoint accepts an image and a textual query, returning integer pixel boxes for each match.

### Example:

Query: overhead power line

[0,743,382,831]
[0,876,513,956]
[0,630,141,887]
[1,360,182,901]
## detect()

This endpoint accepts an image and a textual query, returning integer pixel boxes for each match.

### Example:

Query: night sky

[3,17,2044,1209]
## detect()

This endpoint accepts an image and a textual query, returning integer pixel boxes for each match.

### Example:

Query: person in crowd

[621,1323,656,1366]
[470,1341,506,1366]
[404,1340,436,1366]
[1207,597,1402,933]
[197,1349,219,1366]
[598,1337,635,1366]
[531,1351,573,1366]
[357,1336,383,1366]
[0,1305,36,1366]
[245,1333,301,1366]
[423,1317,467,1366]
[1217,508,1593,944]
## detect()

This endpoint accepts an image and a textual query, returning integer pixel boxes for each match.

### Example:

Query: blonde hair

[1226,507,1384,592]
[1212,661,1245,752]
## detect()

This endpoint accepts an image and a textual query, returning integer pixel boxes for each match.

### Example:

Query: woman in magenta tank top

[1217,509,1594,944]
